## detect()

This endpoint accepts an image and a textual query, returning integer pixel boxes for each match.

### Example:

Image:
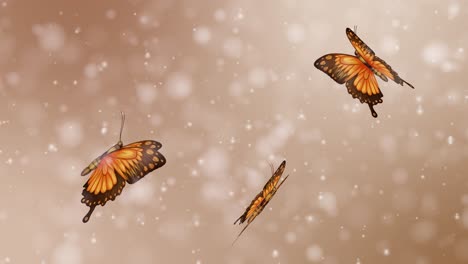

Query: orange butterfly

[232,160,289,245]
[315,27,414,118]
[80,112,166,223]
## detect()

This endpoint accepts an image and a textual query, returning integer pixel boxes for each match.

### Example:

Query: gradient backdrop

[1,0,468,263]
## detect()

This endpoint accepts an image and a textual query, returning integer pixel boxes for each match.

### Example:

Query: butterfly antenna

[119,111,125,143]
[231,222,251,246]
[268,162,275,175]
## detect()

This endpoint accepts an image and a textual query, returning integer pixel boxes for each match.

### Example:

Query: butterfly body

[232,160,288,245]
[80,113,166,223]
[315,28,414,118]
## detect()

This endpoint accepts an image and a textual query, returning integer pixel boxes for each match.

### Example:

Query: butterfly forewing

[261,160,286,197]
[346,28,375,64]
[113,140,166,184]
[314,54,362,84]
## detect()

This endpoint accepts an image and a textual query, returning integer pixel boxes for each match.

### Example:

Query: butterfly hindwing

[345,70,383,118]
[81,169,126,222]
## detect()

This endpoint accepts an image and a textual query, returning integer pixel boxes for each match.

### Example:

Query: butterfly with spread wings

[232,160,289,245]
[314,27,414,118]
[80,112,166,223]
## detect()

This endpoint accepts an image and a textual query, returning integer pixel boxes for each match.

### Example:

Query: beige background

[1,0,468,263]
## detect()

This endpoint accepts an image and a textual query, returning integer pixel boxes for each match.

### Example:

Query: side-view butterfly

[314,27,414,118]
[80,112,166,223]
[232,160,289,245]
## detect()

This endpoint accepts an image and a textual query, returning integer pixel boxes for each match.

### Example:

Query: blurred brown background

[0,0,467,263]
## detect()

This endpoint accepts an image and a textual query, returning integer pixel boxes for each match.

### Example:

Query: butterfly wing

[234,192,264,225]
[345,27,375,65]
[315,54,363,84]
[232,193,264,245]
[115,140,166,184]
[261,160,286,198]
[81,140,166,223]
[81,156,127,223]
[345,68,383,118]
[369,57,415,88]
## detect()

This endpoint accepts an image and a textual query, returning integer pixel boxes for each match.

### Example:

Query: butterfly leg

[368,104,378,118]
[82,205,96,223]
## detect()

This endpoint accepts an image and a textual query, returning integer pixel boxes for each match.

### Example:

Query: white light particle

[214,9,226,22]
[286,24,305,44]
[305,214,315,223]
[48,144,58,152]
[165,72,192,99]
[422,42,449,65]
[448,3,460,19]
[383,248,390,256]
[193,26,211,45]
[245,121,252,131]
[306,244,323,262]
[136,82,158,104]
[447,136,454,145]
[106,9,117,20]
[272,249,279,258]
[416,105,424,115]
[32,23,66,52]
